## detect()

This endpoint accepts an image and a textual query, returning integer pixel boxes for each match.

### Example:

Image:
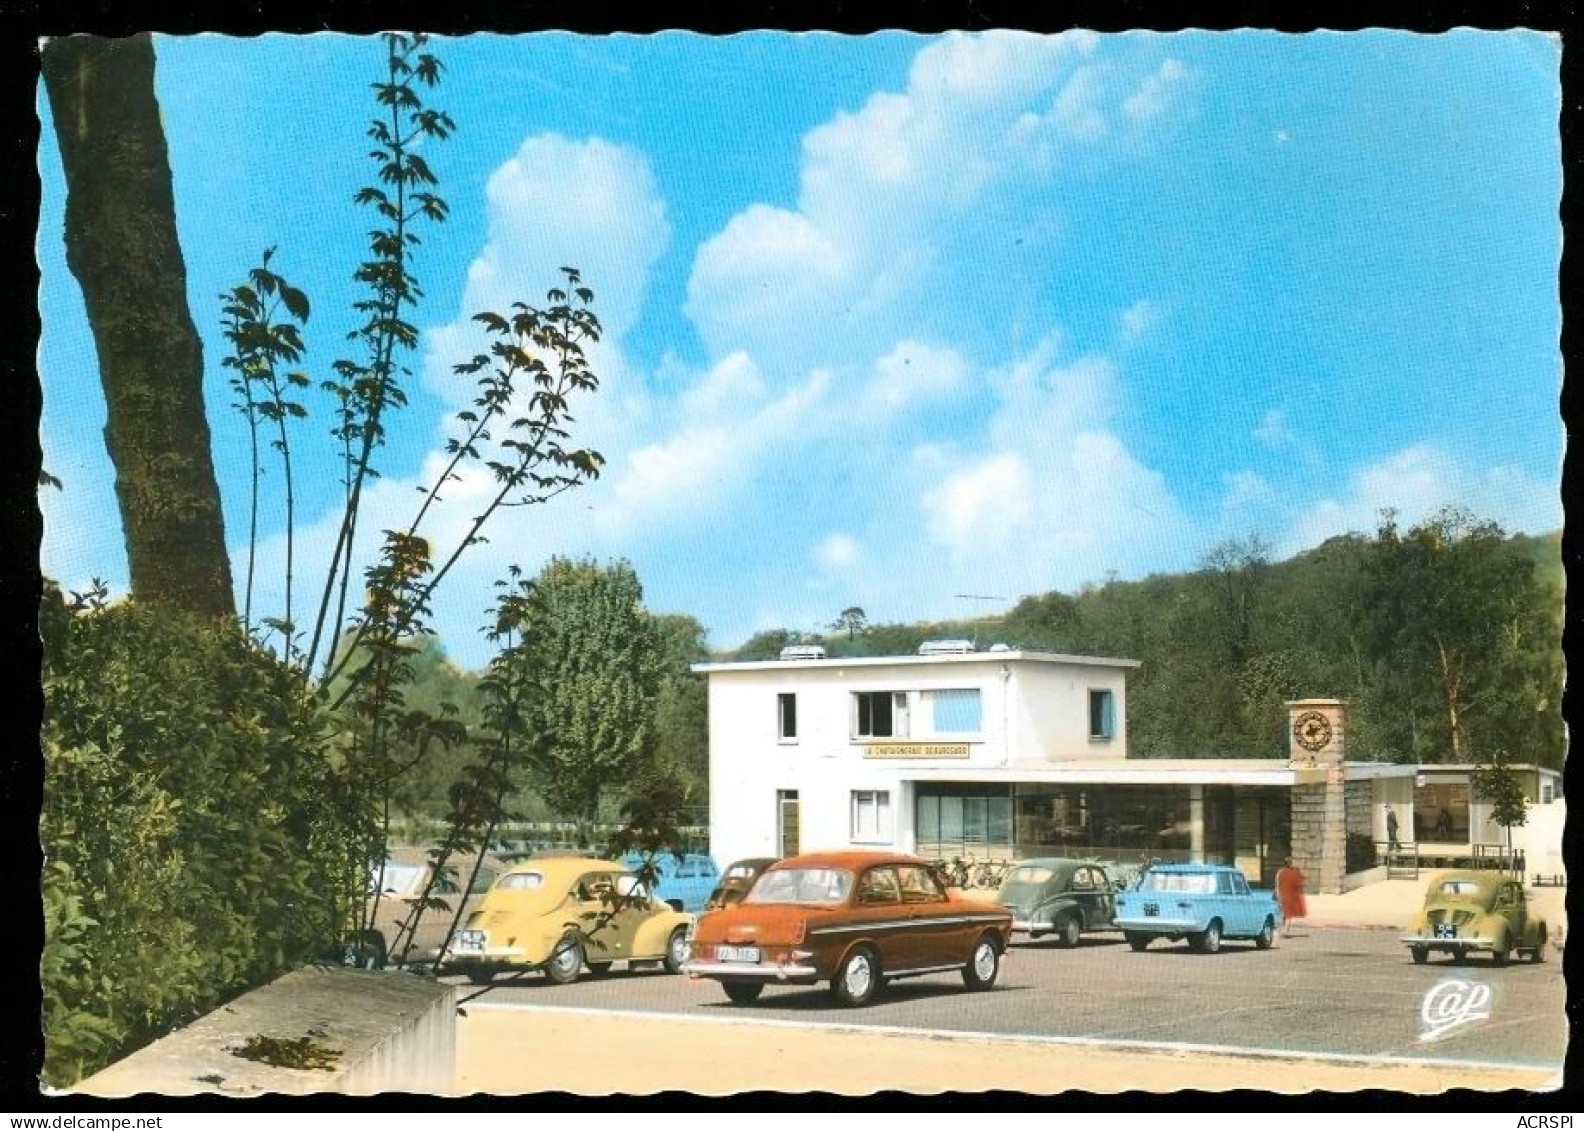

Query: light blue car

[620,852,720,913]
[1112,864,1282,954]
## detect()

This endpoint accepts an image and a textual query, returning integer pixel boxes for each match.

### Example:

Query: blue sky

[38,30,1563,668]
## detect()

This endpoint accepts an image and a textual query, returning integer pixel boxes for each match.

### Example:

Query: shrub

[40,591,353,1086]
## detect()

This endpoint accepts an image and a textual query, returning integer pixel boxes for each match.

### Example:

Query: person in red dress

[1275,857,1307,938]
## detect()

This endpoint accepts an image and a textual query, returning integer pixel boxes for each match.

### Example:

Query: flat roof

[900,759,1417,786]
[1417,763,1560,775]
[693,649,1142,674]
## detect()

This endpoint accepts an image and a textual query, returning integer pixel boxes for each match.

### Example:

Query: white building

[695,645,1428,892]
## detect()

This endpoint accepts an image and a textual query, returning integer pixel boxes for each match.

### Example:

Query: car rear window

[745,867,854,905]
[1438,880,1481,897]
[726,864,756,878]
[497,871,545,891]
[1007,866,1054,885]
[372,863,425,895]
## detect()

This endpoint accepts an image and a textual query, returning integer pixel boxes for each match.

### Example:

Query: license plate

[1434,922,1456,939]
[1143,903,1160,917]
[717,945,761,963]
[457,930,486,951]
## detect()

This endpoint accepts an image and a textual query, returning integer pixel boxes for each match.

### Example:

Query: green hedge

[40,592,355,1086]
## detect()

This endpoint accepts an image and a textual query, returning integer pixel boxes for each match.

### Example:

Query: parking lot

[446,925,1567,1070]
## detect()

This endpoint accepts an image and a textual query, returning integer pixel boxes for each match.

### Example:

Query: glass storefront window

[916,782,1191,862]
[1414,782,1470,843]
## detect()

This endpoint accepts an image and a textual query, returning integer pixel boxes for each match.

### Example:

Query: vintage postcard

[33,26,1566,1104]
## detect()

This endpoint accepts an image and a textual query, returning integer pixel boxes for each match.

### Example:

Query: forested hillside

[731,511,1564,769]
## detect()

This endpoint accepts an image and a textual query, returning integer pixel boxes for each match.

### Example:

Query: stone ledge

[75,965,455,1097]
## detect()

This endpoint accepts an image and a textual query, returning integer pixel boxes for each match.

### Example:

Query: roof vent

[778,644,828,661]
[988,642,1012,653]
[917,639,976,656]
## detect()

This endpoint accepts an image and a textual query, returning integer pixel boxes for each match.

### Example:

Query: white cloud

[925,453,1034,556]
[865,341,968,409]
[919,341,1192,581]
[1254,407,1294,448]
[816,533,862,570]
[1119,298,1163,341]
[1289,444,1561,551]
[1222,469,1276,509]
[1122,58,1191,122]
[685,32,1185,375]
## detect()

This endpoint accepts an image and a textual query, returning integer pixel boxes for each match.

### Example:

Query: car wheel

[1057,917,1081,949]
[1529,925,1547,963]
[1491,946,1509,967]
[830,945,881,1007]
[1126,932,1150,952]
[466,965,497,986]
[1194,920,1223,955]
[543,935,584,985]
[1410,946,1429,965]
[663,926,689,974]
[962,933,1001,990]
[586,961,614,978]
[1255,917,1274,950]
[723,981,764,1005]
[1450,950,1468,965]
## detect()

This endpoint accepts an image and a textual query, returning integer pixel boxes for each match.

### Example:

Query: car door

[852,866,911,971]
[1067,867,1099,932]
[896,864,957,967]
[1228,871,1258,934]
[574,870,639,963]
[1079,866,1115,929]
[1498,881,1526,944]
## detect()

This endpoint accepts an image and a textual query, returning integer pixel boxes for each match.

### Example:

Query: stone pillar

[1189,784,1205,862]
[1286,699,1348,894]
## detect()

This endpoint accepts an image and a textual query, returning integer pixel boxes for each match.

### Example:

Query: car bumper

[1115,917,1201,932]
[1011,920,1052,935]
[1401,934,1496,951]
[683,960,820,981]
[444,946,530,962]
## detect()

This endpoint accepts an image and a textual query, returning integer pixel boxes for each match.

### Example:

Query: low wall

[75,965,455,1097]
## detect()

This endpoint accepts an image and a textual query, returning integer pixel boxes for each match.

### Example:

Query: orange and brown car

[684,850,1012,1006]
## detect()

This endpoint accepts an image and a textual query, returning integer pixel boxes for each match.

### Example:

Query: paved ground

[445,926,1567,1071]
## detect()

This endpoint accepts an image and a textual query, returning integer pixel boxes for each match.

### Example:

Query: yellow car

[445,855,693,985]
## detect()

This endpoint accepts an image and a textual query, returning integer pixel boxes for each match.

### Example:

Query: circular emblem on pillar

[1293,710,1333,753]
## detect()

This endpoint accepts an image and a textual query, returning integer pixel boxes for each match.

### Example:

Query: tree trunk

[1435,638,1464,761]
[41,35,235,618]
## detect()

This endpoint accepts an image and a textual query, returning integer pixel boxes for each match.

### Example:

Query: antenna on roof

[953,594,1006,650]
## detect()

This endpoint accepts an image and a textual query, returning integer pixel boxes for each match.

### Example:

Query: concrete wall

[75,966,455,1097]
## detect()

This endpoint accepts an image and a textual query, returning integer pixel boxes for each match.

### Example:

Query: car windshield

[1438,880,1481,898]
[372,863,425,895]
[497,871,545,891]
[1006,866,1054,885]
[1139,871,1217,894]
[744,867,854,905]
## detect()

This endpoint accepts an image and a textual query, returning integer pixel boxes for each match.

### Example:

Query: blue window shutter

[930,689,982,734]
[1103,691,1115,738]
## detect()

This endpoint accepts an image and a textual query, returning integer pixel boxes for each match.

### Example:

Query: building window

[854,691,908,739]
[927,688,982,735]
[851,790,892,842]
[1543,784,1554,805]
[1088,689,1115,740]
[777,692,798,742]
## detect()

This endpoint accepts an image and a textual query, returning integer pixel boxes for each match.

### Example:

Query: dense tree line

[735,510,1563,770]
